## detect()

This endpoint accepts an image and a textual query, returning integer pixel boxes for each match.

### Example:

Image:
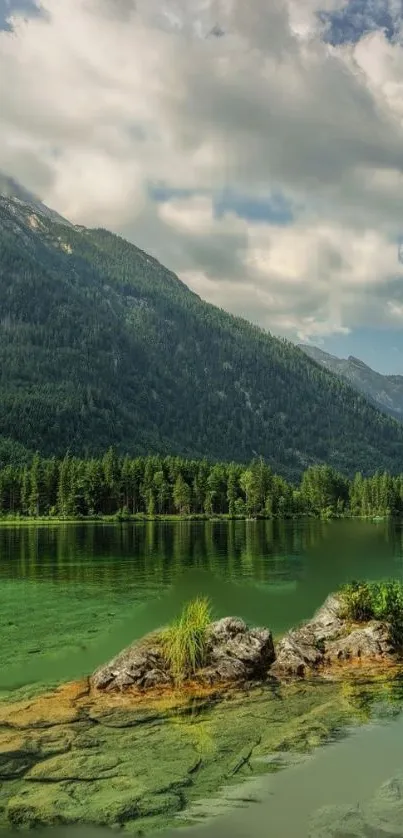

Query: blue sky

[320,0,403,45]
[149,185,296,226]
[313,329,403,375]
[3,0,403,375]
[0,0,42,29]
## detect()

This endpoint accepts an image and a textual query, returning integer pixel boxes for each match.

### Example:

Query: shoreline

[0,513,392,526]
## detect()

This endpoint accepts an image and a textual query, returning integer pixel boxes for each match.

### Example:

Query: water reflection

[0,519,325,586]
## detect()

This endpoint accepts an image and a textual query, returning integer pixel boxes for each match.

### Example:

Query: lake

[2,518,403,837]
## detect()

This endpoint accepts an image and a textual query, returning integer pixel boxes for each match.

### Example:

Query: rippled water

[2,518,403,837]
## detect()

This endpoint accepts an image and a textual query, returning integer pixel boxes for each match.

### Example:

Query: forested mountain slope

[299,344,403,423]
[1,180,403,478]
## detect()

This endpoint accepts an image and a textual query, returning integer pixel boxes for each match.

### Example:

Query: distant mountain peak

[0,172,72,228]
[300,344,403,421]
[0,173,39,203]
[347,355,369,369]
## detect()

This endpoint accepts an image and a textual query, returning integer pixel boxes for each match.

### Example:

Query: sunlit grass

[161,597,212,685]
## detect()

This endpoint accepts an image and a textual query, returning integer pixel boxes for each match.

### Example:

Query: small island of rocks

[92,581,403,694]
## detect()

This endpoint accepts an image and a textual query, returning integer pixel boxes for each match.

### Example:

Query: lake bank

[0,513,393,526]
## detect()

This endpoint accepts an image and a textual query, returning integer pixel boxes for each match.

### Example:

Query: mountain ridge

[2,175,403,478]
[299,344,403,422]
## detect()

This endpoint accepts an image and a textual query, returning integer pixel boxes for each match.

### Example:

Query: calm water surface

[2,518,403,837]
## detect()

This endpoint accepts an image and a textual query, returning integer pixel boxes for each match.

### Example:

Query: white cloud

[2,0,403,343]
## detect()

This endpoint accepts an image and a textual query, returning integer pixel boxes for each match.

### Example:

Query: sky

[2,1,403,373]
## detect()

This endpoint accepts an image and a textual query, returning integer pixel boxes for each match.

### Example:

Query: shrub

[340,580,403,647]
[161,597,212,685]
[340,580,374,622]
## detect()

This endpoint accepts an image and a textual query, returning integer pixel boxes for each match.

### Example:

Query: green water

[2,518,403,696]
[2,518,403,837]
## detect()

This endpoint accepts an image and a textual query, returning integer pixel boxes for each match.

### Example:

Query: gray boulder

[195,617,275,684]
[325,623,393,663]
[271,595,344,677]
[92,633,171,692]
[92,618,275,692]
[271,594,394,677]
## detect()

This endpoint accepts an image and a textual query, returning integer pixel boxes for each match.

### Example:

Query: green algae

[2,676,403,834]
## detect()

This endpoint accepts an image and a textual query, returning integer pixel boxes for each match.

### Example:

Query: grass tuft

[161,597,212,685]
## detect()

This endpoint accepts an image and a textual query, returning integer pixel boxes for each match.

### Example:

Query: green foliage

[161,597,212,685]
[340,581,375,622]
[0,451,403,520]
[340,580,403,646]
[2,198,403,478]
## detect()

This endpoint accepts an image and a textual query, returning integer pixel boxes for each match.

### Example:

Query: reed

[161,597,212,685]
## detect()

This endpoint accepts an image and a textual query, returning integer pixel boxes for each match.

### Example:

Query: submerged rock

[92,618,275,692]
[310,774,403,837]
[309,803,368,838]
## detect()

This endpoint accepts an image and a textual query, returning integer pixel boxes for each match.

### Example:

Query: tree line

[0,449,402,519]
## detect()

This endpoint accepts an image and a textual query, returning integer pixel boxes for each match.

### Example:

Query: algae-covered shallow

[2,674,403,836]
[2,519,403,836]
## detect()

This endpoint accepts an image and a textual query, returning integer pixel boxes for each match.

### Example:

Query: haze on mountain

[2,175,403,479]
[299,344,403,423]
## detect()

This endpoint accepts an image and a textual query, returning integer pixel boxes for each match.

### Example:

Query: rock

[325,623,393,663]
[310,775,403,838]
[270,627,323,677]
[92,618,275,692]
[27,753,121,782]
[92,635,172,692]
[364,774,403,836]
[208,617,246,641]
[271,595,344,677]
[309,594,345,639]
[271,594,395,677]
[201,618,275,683]
[0,752,36,780]
[0,672,382,834]
[309,803,368,838]
[93,594,398,689]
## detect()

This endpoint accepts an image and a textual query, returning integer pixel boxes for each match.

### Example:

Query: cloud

[2,0,403,344]
[84,0,137,20]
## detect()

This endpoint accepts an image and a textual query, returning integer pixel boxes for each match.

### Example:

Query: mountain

[0,174,72,228]
[2,176,403,478]
[299,344,403,423]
